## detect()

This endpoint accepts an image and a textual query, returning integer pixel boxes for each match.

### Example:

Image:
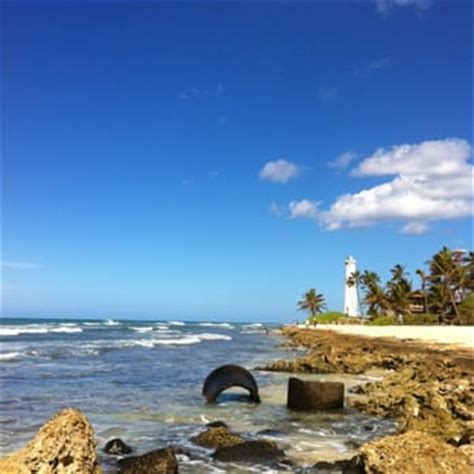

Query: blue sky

[2,0,472,322]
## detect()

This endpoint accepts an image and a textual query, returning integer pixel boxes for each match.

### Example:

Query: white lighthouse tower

[344,256,360,317]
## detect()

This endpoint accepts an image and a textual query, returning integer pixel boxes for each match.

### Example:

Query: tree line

[297,247,473,325]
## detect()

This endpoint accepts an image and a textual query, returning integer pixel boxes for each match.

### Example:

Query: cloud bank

[281,138,473,234]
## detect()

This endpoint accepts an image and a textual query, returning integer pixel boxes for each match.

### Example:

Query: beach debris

[212,439,285,463]
[104,438,133,455]
[202,364,261,403]
[118,447,177,474]
[360,430,472,474]
[287,377,344,410]
[0,408,101,474]
[191,426,244,448]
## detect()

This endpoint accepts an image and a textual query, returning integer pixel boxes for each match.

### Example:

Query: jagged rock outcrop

[0,408,101,474]
[360,430,472,474]
[191,426,244,448]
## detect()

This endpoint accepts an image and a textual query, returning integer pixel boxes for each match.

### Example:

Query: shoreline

[261,326,473,472]
[297,323,474,348]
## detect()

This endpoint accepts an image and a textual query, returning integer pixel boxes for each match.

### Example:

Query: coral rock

[0,408,101,474]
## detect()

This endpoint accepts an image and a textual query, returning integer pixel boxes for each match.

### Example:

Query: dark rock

[314,455,364,473]
[206,421,228,429]
[191,426,244,448]
[118,447,177,474]
[212,440,285,463]
[287,377,344,410]
[202,364,261,403]
[104,438,132,455]
[458,429,474,446]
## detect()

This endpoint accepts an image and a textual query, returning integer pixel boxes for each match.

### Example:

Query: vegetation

[297,289,326,322]
[351,246,473,325]
[370,315,395,326]
[308,311,345,325]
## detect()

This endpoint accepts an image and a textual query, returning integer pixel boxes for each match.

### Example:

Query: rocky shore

[262,326,474,472]
[1,326,472,473]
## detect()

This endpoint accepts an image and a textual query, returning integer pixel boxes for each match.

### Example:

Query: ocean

[0,318,396,472]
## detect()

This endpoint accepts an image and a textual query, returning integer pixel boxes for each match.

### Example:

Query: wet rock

[360,430,471,474]
[205,420,228,429]
[118,447,177,474]
[287,378,344,410]
[104,438,132,455]
[313,455,364,473]
[256,428,286,437]
[202,364,261,403]
[212,439,285,463]
[191,426,244,448]
[0,408,101,474]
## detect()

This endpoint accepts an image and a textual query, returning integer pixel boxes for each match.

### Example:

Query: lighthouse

[344,256,360,317]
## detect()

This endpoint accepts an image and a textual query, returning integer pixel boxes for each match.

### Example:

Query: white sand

[298,324,474,348]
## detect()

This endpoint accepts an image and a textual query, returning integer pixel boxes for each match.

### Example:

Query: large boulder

[0,408,101,474]
[118,447,177,474]
[287,377,344,410]
[191,426,244,448]
[213,440,285,463]
[360,430,472,474]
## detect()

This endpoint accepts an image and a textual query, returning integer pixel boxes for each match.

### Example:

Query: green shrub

[403,313,441,325]
[370,315,395,326]
[307,311,345,325]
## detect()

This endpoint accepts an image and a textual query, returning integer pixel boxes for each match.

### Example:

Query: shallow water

[0,318,396,472]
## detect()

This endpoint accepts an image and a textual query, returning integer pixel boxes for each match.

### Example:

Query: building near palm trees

[344,256,360,317]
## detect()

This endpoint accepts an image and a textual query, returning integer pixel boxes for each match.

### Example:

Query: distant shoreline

[292,323,474,348]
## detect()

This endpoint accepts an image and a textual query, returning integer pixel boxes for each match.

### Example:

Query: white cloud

[352,138,471,177]
[2,261,42,270]
[289,200,319,219]
[400,222,429,235]
[328,151,358,170]
[284,138,473,233]
[259,159,301,183]
[374,0,431,13]
[317,87,338,103]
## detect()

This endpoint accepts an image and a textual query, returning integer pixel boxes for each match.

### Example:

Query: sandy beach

[305,324,474,348]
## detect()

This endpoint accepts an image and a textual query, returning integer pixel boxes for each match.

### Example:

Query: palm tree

[297,289,326,320]
[386,264,413,317]
[359,271,388,318]
[416,268,430,314]
[428,247,462,321]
